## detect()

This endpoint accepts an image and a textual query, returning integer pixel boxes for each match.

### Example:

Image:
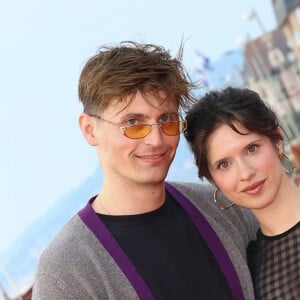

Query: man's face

[93,91,180,187]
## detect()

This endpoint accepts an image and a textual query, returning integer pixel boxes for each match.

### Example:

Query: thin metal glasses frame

[88,113,187,139]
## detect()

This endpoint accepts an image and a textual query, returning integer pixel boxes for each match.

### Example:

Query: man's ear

[78,113,98,146]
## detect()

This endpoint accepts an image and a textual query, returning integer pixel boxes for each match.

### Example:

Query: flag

[194,50,212,88]
[195,50,212,70]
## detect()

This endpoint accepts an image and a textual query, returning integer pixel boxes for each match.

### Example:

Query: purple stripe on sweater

[78,201,155,300]
[165,182,244,300]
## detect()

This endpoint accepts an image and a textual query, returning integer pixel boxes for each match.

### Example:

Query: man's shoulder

[167,181,214,198]
[167,180,258,234]
[166,181,219,216]
[39,214,92,263]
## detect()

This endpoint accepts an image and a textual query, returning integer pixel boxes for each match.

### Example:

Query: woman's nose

[238,159,256,181]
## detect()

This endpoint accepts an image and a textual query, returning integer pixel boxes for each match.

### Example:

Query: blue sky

[0,0,276,252]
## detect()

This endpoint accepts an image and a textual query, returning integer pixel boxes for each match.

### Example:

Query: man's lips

[136,152,165,160]
[241,179,266,193]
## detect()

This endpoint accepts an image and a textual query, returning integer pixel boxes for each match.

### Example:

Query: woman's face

[206,121,284,210]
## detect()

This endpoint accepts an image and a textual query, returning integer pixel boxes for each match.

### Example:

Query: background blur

[1,0,300,298]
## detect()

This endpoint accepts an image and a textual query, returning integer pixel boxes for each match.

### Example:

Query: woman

[184,87,300,299]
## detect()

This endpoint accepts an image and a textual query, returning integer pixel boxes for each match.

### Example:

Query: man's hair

[184,87,283,181]
[78,41,196,114]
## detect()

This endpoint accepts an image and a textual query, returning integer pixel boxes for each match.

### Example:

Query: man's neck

[92,181,166,215]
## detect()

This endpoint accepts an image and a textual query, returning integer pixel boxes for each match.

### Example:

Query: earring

[279,152,296,175]
[214,189,234,210]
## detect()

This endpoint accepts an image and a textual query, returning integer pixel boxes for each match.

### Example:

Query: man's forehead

[102,92,178,116]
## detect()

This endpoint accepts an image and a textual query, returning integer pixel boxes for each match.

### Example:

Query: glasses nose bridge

[141,122,164,145]
[147,122,164,135]
[153,122,164,129]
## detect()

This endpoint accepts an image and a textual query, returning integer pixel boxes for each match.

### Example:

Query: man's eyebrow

[119,112,175,118]
[118,113,146,119]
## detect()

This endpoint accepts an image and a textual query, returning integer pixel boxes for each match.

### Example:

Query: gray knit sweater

[32,182,258,300]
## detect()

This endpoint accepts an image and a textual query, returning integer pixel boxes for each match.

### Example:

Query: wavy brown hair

[78,41,197,114]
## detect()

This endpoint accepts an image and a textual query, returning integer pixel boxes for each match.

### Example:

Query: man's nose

[144,124,164,146]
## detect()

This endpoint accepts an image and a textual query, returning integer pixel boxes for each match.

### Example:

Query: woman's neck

[252,178,300,236]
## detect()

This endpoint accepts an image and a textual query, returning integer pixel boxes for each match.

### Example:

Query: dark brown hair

[184,87,283,181]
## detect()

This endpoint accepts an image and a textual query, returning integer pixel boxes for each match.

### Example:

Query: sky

[0,0,276,252]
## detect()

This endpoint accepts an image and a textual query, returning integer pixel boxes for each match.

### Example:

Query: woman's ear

[275,127,284,154]
[209,178,216,187]
[78,113,98,146]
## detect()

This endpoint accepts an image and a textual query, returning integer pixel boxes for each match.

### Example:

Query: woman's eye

[218,161,230,170]
[248,144,258,154]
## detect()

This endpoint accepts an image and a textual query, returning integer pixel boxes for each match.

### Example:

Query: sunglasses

[89,113,187,139]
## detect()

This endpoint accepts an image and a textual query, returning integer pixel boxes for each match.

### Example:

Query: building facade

[273,0,300,63]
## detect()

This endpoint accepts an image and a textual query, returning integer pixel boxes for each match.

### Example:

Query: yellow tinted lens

[161,121,186,136]
[124,124,151,139]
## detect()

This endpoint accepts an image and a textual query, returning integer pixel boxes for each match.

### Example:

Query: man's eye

[126,119,139,126]
[159,114,169,123]
[159,113,179,123]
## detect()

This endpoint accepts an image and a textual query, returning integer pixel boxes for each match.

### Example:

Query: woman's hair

[78,41,197,114]
[184,87,283,181]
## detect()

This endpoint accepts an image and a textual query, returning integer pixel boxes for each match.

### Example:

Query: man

[32,42,257,299]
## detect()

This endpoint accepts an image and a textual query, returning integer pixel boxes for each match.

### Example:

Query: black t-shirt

[97,192,232,300]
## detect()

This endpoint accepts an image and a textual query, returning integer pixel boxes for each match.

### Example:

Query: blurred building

[241,1,300,140]
[273,0,300,62]
[244,29,300,139]
[193,1,300,165]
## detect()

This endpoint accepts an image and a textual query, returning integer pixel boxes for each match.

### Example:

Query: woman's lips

[241,179,266,194]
